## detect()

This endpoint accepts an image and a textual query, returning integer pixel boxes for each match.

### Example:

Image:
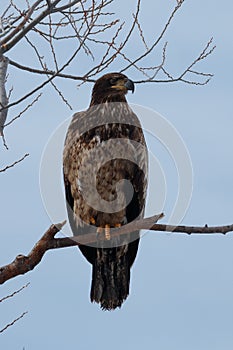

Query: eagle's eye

[109,77,118,86]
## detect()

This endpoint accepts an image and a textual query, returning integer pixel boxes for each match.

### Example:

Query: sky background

[1,0,233,349]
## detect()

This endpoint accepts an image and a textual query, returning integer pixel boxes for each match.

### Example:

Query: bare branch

[0,153,29,173]
[4,94,42,128]
[0,312,28,334]
[178,37,216,84]
[0,0,63,54]
[8,59,95,82]
[0,55,9,135]
[1,28,95,112]
[0,267,29,335]
[0,220,67,284]
[1,214,233,285]
[53,1,82,13]
[133,13,149,51]
[0,283,30,303]
[0,0,43,49]
[120,3,182,73]
[1,132,8,149]
[83,0,141,79]
[0,0,214,117]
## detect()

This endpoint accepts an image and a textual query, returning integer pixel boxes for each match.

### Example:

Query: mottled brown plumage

[63,73,148,310]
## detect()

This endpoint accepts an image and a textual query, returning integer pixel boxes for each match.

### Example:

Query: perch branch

[1,214,233,285]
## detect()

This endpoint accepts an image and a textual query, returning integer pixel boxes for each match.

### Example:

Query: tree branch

[0,283,30,303]
[0,0,63,53]
[0,0,43,48]
[1,214,233,285]
[0,283,29,333]
[0,0,215,119]
[0,55,8,135]
[0,311,28,334]
[0,220,66,284]
[8,58,95,81]
[120,2,182,73]
[0,153,29,173]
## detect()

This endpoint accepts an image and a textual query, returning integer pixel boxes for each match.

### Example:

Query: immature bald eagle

[63,73,148,310]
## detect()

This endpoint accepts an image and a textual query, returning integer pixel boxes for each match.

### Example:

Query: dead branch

[4,94,42,128]
[1,33,94,112]
[0,312,28,334]
[8,59,95,81]
[121,3,181,73]
[1,214,233,285]
[0,0,63,53]
[0,283,30,303]
[0,282,29,333]
[0,55,8,135]
[0,220,66,284]
[0,0,43,51]
[0,153,29,173]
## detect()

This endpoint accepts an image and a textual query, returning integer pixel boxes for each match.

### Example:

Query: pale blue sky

[1,1,233,349]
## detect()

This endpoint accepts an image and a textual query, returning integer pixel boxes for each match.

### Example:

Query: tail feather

[90,247,131,310]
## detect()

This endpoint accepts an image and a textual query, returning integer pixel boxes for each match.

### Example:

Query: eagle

[63,72,148,310]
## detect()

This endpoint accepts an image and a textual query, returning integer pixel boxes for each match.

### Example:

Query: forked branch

[1,214,233,285]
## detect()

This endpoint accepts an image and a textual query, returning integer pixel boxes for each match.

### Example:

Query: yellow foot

[95,224,121,241]
[105,224,111,240]
[90,217,96,225]
[97,227,103,234]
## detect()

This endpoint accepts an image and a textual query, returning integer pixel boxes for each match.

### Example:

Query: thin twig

[0,283,30,303]
[0,153,29,173]
[4,94,42,127]
[0,312,28,333]
[120,3,182,73]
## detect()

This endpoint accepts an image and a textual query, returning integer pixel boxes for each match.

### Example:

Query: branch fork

[1,214,233,285]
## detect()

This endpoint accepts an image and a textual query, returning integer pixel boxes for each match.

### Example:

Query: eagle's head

[90,73,135,105]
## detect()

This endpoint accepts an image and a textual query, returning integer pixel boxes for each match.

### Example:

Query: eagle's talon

[90,217,96,225]
[105,224,111,240]
[96,227,103,238]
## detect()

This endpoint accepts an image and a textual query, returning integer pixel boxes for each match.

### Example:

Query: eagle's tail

[90,247,131,310]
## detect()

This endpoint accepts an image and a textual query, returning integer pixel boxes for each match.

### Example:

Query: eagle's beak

[111,77,135,94]
[125,79,135,94]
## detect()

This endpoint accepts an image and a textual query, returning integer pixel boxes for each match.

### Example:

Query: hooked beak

[124,79,135,93]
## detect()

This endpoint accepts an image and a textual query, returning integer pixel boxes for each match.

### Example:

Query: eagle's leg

[90,218,105,239]
[90,217,104,239]
[91,219,121,241]
[96,225,111,241]
[105,224,111,240]
[104,223,121,241]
